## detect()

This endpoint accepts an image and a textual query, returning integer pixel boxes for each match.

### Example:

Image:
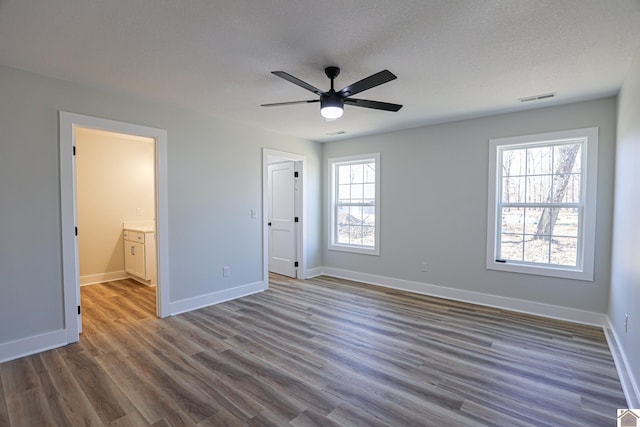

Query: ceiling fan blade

[271,71,325,95]
[344,98,403,112]
[261,100,320,107]
[337,70,397,97]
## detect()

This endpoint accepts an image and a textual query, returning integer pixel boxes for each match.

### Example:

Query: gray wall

[0,65,322,344]
[323,97,616,313]
[610,50,640,401]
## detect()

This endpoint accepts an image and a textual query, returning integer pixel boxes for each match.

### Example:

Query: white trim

[0,330,67,364]
[169,281,266,315]
[328,153,381,255]
[59,112,171,346]
[605,318,640,408]
[262,149,307,281]
[319,267,606,326]
[486,127,598,281]
[80,271,129,286]
[304,267,325,278]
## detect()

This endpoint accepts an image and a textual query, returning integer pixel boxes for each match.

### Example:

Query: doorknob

[268,222,272,226]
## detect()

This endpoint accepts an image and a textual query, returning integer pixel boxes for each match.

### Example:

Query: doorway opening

[59,112,170,344]
[262,149,306,282]
[76,128,157,332]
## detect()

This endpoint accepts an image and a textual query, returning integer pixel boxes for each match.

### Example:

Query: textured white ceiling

[1,0,639,142]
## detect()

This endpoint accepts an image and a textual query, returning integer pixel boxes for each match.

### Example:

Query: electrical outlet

[251,209,257,219]
[421,261,428,272]
[136,207,143,216]
[625,313,629,333]
[223,266,230,277]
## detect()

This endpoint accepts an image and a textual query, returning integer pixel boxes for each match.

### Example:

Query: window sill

[486,259,593,281]
[329,244,380,256]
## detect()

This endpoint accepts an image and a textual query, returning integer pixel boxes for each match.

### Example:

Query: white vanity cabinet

[123,228,156,285]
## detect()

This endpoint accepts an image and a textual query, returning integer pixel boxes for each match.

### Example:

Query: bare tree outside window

[498,141,583,267]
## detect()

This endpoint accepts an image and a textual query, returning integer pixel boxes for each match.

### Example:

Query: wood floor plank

[5,388,57,427]
[290,409,344,427]
[0,276,628,426]
[0,375,11,427]
[37,365,104,426]
[96,350,185,425]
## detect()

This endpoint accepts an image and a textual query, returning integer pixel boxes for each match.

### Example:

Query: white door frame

[262,148,306,284]
[59,112,170,344]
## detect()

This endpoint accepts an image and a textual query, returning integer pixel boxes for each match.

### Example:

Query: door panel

[268,161,297,277]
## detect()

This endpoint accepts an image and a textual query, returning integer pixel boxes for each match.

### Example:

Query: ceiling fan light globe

[321,106,343,119]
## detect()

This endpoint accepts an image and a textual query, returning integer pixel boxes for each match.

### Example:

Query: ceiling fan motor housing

[320,91,343,109]
[325,66,340,80]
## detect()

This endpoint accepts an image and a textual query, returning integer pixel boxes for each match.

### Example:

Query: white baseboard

[320,267,606,327]
[80,270,129,286]
[604,318,640,408]
[0,329,67,364]
[303,267,324,279]
[169,280,267,316]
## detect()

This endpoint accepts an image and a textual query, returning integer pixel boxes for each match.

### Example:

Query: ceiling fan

[261,66,402,119]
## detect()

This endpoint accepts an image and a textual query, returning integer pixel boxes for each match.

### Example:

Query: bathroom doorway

[75,128,157,332]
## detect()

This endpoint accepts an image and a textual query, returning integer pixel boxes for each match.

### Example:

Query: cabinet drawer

[124,230,146,243]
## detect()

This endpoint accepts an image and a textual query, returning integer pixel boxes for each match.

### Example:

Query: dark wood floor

[0,275,626,426]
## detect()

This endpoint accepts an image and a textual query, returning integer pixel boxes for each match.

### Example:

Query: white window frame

[486,127,598,281]
[328,153,380,255]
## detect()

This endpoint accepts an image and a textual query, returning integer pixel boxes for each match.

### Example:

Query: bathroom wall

[76,128,155,284]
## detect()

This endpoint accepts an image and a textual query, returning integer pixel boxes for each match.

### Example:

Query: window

[486,128,598,280]
[329,153,380,255]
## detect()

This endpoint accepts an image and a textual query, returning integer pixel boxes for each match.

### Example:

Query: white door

[268,161,297,277]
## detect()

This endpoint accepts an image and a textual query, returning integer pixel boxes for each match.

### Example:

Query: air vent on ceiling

[326,130,347,136]
[518,92,557,103]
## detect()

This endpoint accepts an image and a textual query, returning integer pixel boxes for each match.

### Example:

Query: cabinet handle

[131,246,135,255]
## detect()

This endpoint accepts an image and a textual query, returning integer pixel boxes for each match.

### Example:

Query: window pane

[338,184,350,202]
[553,208,579,238]
[362,225,375,246]
[527,146,552,175]
[351,183,363,201]
[351,164,364,184]
[363,162,375,183]
[349,225,363,245]
[550,237,578,266]
[338,165,351,184]
[524,207,545,236]
[524,237,550,264]
[337,206,350,225]
[526,175,551,203]
[502,149,526,177]
[350,205,363,223]
[553,144,582,174]
[560,173,581,203]
[500,233,523,261]
[337,225,349,244]
[363,183,375,202]
[502,176,525,203]
[501,207,524,234]
[363,205,376,226]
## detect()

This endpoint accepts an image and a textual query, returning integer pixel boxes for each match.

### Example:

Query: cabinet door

[125,241,146,278]
[124,242,136,275]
